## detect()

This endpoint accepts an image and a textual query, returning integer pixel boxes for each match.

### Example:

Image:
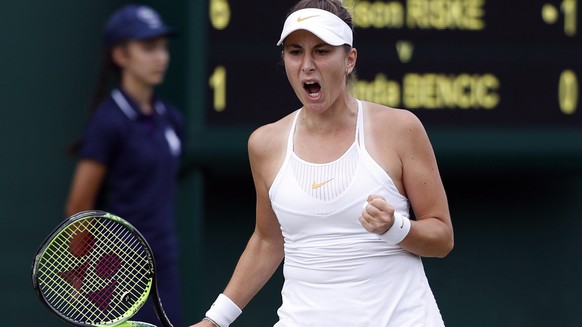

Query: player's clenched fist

[360,195,395,235]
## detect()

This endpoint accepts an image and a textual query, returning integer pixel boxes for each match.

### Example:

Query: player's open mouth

[304,81,321,97]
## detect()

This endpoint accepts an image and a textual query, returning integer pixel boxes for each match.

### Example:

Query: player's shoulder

[160,99,182,116]
[80,99,125,148]
[88,97,124,126]
[159,100,183,129]
[362,100,424,131]
[248,109,298,156]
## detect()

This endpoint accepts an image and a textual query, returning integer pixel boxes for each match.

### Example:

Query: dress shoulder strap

[356,100,366,149]
[286,109,301,154]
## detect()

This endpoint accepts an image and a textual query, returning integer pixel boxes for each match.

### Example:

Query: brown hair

[67,45,122,155]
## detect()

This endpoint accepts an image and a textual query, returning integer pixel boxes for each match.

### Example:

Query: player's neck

[120,77,155,115]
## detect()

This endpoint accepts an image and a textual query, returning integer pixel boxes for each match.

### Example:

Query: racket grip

[117,321,157,327]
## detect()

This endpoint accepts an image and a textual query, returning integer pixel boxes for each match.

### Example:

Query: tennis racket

[32,210,173,327]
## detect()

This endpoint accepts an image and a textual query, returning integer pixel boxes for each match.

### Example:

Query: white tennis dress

[269,100,445,327]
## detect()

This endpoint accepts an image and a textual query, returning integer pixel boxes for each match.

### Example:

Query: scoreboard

[196,0,582,166]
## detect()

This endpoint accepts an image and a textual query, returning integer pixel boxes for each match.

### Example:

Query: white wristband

[378,213,411,244]
[205,293,242,327]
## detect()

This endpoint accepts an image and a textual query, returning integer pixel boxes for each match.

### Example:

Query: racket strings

[36,216,153,325]
[42,223,103,319]
[80,219,151,318]
[46,218,149,322]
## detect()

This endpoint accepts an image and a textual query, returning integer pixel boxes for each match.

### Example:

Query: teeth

[304,81,319,97]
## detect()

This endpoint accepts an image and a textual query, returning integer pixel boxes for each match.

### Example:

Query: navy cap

[103,4,176,46]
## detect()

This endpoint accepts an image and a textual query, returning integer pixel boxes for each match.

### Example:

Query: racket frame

[32,210,173,327]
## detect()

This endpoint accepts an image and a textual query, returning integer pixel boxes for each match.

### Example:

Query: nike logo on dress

[311,178,334,189]
[297,15,320,22]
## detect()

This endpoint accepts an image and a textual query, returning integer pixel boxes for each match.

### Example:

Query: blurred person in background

[65,4,184,325]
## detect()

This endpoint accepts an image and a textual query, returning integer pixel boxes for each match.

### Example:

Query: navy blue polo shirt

[79,88,184,267]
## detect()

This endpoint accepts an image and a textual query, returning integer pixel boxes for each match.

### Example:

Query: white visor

[277,8,353,47]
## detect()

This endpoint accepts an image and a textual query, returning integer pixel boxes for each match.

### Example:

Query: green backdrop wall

[1,1,581,326]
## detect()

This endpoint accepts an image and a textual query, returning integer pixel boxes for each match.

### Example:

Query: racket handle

[117,321,157,327]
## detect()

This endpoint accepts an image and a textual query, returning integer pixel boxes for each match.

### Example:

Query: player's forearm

[222,232,285,309]
[399,217,454,258]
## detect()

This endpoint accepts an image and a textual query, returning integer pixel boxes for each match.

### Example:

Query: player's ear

[346,47,357,74]
[111,44,128,68]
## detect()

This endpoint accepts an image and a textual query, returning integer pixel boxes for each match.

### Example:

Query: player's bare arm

[220,122,288,309]
[65,159,106,216]
[395,109,453,257]
[363,103,453,257]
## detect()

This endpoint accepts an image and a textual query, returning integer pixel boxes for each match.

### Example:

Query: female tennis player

[192,0,453,326]
[65,4,184,326]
